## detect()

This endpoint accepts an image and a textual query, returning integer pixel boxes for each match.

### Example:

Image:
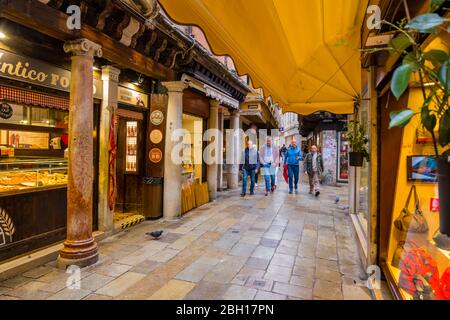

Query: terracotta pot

[349,151,364,167]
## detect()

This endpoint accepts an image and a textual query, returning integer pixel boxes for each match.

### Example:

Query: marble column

[217,108,224,191]
[227,110,240,189]
[207,100,219,200]
[57,39,102,269]
[162,81,187,220]
[98,66,120,233]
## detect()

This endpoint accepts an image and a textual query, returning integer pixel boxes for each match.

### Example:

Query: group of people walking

[240,137,323,197]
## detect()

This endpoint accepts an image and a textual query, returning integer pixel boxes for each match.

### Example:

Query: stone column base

[56,252,99,269]
[57,238,99,269]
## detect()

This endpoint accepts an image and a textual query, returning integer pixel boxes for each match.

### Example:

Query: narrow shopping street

[0,176,371,300]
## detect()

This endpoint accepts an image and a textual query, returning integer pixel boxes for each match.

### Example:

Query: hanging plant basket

[349,151,364,167]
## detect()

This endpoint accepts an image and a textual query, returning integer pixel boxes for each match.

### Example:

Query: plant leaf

[439,109,450,147]
[443,149,450,161]
[403,52,420,71]
[438,60,449,90]
[390,34,412,53]
[406,13,447,31]
[421,105,437,133]
[423,50,449,66]
[431,0,445,10]
[391,64,413,100]
[390,110,401,120]
[389,109,415,128]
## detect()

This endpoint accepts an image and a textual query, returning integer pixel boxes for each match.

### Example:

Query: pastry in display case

[0,158,68,193]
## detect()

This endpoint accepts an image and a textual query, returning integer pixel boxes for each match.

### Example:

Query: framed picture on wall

[407,155,438,183]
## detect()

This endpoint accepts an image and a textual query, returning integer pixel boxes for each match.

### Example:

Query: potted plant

[386,8,450,249]
[346,98,370,167]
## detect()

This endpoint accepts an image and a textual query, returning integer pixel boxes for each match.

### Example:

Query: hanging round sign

[150,110,164,126]
[149,148,163,163]
[150,129,163,144]
[0,102,13,120]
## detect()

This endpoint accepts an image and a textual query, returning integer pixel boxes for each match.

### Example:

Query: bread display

[0,159,68,193]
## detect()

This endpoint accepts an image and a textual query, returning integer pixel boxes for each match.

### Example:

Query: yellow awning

[159,0,368,115]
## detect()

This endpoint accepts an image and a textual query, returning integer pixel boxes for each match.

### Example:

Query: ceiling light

[0,32,6,39]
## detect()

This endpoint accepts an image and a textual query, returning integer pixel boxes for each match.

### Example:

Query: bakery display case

[0,158,68,194]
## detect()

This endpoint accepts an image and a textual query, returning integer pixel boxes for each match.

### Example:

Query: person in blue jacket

[285,139,302,194]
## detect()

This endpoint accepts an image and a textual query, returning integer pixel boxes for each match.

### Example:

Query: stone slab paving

[0,175,373,300]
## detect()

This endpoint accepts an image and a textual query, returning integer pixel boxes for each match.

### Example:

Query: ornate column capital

[101,65,121,82]
[230,109,240,117]
[162,81,188,93]
[210,99,221,109]
[64,39,103,57]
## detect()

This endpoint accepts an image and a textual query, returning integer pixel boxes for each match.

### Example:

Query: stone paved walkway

[0,175,372,300]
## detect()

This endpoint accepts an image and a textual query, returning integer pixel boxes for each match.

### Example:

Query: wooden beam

[0,0,175,80]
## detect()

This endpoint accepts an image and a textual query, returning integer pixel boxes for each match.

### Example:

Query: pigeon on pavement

[146,230,163,239]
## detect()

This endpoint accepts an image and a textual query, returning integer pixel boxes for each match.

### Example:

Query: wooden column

[57,39,102,269]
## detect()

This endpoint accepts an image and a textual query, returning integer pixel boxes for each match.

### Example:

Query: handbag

[398,247,440,298]
[394,185,429,233]
[391,240,418,269]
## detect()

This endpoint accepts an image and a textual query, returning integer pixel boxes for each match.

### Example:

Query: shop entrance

[114,107,146,229]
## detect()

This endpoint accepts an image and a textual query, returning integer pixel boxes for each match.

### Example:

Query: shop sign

[150,129,163,144]
[149,148,163,163]
[118,86,148,108]
[430,198,440,212]
[150,110,164,126]
[0,49,102,99]
[0,208,15,247]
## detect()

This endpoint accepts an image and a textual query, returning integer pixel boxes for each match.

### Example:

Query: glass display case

[0,158,68,193]
[125,121,137,173]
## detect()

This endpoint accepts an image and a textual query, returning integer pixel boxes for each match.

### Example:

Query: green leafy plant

[386,8,450,160]
[347,120,370,161]
[346,96,370,161]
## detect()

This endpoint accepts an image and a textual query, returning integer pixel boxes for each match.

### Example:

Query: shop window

[385,89,449,300]
[182,114,203,185]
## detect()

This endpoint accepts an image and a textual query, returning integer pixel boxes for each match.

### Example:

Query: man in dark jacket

[240,140,260,197]
[303,145,324,196]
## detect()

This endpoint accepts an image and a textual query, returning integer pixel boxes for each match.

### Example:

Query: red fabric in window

[399,247,440,296]
[0,86,69,110]
[436,268,450,300]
